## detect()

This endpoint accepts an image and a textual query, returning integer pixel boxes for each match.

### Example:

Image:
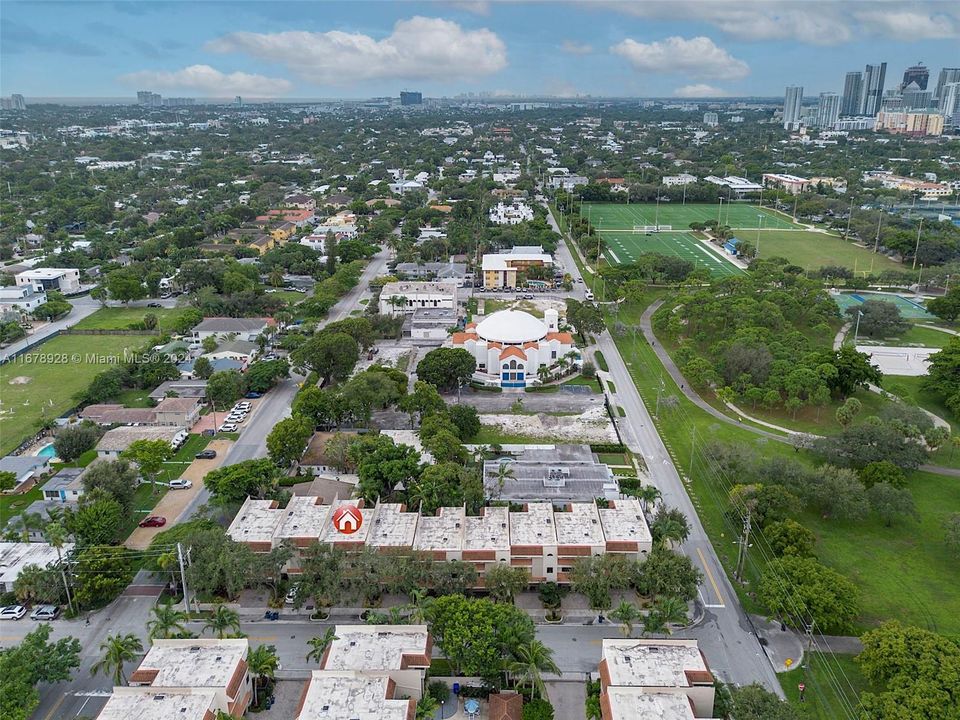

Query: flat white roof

[367,504,419,547]
[380,280,458,296]
[554,503,605,546]
[463,505,511,551]
[96,689,217,720]
[318,499,374,544]
[413,507,465,552]
[510,503,558,547]
[136,639,248,689]
[16,267,77,278]
[604,689,701,720]
[602,639,709,688]
[599,498,653,545]
[324,626,429,671]
[482,253,553,271]
[297,672,410,720]
[274,495,331,541]
[0,543,72,586]
[227,498,282,544]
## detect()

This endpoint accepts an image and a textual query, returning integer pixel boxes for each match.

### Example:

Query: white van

[584,290,594,301]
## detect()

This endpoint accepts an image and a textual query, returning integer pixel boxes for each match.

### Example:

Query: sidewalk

[751,614,805,673]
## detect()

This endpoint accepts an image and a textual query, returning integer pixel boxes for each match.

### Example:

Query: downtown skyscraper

[841,72,863,116]
[816,93,841,129]
[861,63,887,116]
[935,68,960,101]
[783,86,804,130]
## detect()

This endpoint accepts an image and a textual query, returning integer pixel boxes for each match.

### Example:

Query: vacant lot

[0,334,152,455]
[73,306,192,333]
[753,230,903,273]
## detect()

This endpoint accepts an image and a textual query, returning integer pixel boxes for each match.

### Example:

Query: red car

[139,516,167,528]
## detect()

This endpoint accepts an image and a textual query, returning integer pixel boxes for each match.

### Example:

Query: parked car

[138,516,167,528]
[284,584,300,605]
[523,294,534,300]
[244,392,262,399]
[194,450,217,460]
[146,302,163,308]
[30,605,60,621]
[584,291,595,301]
[201,429,215,438]
[219,423,238,433]
[169,479,194,489]
[0,605,27,620]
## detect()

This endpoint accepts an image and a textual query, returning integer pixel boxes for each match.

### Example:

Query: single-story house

[0,455,51,490]
[40,467,85,504]
[149,380,208,402]
[0,542,74,593]
[191,317,273,342]
[300,431,359,476]
[154,398,201,427]
[178,357,244,378]
[204,339,258,366]
[80,404,156,426]
[96,426,188,458]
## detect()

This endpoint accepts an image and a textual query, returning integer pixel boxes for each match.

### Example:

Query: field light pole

[756,215,764,257]
[853,310,864,344]
[717,197,724,225]
[912,217,924,270]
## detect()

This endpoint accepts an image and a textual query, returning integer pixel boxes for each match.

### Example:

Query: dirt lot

[124,439,232,549]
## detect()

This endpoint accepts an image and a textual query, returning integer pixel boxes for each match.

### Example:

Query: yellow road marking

[696,547,724,607]
[42,692,67,720]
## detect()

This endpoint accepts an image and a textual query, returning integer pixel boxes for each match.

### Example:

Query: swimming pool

[36,443,57,458]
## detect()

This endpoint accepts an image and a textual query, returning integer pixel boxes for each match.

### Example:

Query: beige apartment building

[228,496,652,584]
[598,639,718,720]
[96,639,252,720]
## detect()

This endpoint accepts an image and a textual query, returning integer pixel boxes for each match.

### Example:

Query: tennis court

[602,228,743,277]
[584,202,800,231]
[832,292,934,320]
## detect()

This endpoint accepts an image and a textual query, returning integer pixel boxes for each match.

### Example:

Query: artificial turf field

[584,202,800,231]
[602,229,743,277]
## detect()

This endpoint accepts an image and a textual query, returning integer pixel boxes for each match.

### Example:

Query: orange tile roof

[500,346,527,360]
[488,342,503,349]
[546,332,574,343]
[522,341,539,349]
[465,322,477,330]
[451,332,477,344]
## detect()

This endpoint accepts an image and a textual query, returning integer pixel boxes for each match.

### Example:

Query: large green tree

[266,415,313,467]
[204,458,282,505]
[757,556,859,634]
[416,348,477,391]
[292,331,359,383]
[924,337,960,419]
[0,625,82,720]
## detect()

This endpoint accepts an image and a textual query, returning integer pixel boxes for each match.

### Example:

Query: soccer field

[751,229,904,273]
[584,202,799,231]
[602,228,743,277]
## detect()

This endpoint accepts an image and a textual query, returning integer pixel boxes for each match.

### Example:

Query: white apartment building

[96,639,252,720]
[296,625,431,720]
[0,284,47,313]
[489,200,534,225]
[599,639,718,720]
[662,173,697,187]
[229,496,652,585]
[378,281,458,316]
[15,268,81,295]
[0,542,74,593]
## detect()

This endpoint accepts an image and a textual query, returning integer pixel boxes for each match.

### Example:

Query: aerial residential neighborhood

[1,3,959,720]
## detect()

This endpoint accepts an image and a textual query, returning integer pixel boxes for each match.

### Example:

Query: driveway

[191,398,263,433]
[544,678,588,720]
[124,439,233,549]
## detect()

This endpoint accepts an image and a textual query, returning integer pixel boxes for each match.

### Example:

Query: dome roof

[475,310,547,344]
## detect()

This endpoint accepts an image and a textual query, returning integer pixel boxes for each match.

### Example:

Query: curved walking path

[639,300,960,478]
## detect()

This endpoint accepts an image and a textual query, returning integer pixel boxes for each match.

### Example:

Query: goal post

[633,225,673,233]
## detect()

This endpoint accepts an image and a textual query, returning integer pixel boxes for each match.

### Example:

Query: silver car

[30,605,60,621]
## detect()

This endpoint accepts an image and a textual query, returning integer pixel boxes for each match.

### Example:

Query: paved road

[0,295,101,362]
[546,206,783,695]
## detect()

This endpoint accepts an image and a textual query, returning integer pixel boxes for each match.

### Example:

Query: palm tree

[642,610,668,637]
[653,596,688,628]
[404,588,432,624]
[609,601,641,638]
[43,521,73,615]
[91,633,144,685]
[638,485,662,514]
[509,639,561,699]
[147,603,189,640]
[306,628,338,664]
[247,644,280,708]
[494,462,515,500]
[537,365,551,385]
[157,551,180,596]
[416,695,440,720]
[203,604,241,639]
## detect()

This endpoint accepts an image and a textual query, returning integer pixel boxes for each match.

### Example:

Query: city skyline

[2,1,959,99]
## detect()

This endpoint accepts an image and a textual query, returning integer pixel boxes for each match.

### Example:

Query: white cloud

[560,40,593,55]
[611,36,749,81]
[119,65,292,96]
[673,84,731,98]
[444,0,491,15]
[206,17,507,85]
[853,9,960,39]
[585,1,960,44]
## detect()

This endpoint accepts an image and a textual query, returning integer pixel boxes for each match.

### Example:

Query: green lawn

[600,227,741,277]
[724,387,892,437]
[780,653,873,720]
[584,202,799,231]
[861,324,954,348]
[0,335,156,455]
[882,374,959,469]
[0,483,42,528]
[611,298,960,638]
[561,374,602,392]
[120,482,170,536]
[154,434,211,484]
[114,388,156,407]
[73,306,191,333]
[752,229,903,274]
[802,470,960,637]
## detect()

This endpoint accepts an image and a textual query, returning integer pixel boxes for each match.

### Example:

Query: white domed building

[451,308,577,388]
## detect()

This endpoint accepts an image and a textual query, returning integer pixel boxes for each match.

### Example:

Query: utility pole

[59,561,75,616]
[912,217,924,270]
[689,426,697,478]
[845,197,854,239]
[873,211,883,253]
[734,505,752,582]
[177,542,190,614]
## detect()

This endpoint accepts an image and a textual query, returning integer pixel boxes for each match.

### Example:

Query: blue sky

[2,1,959,99]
